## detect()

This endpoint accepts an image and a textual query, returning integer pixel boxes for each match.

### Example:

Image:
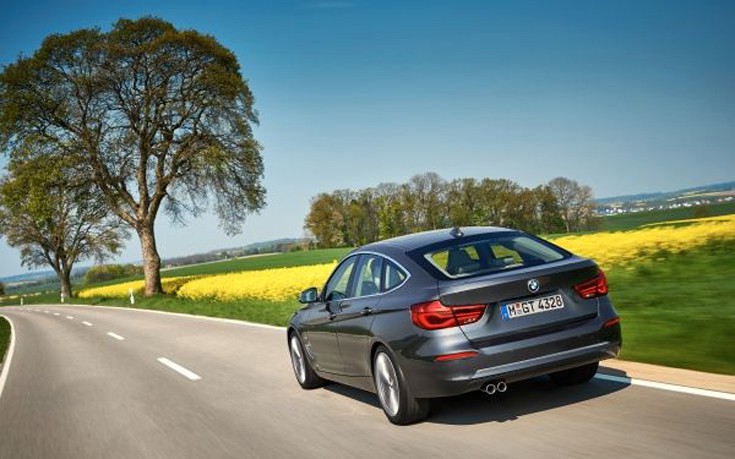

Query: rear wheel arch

[287,326,299,344]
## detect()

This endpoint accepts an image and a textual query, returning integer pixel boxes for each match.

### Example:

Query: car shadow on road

[323,369,631,426]
[430,373,631,425]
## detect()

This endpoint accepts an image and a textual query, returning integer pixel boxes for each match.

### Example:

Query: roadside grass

[0,316,9,365]
[607,239,735,375]
[14,292,299,327]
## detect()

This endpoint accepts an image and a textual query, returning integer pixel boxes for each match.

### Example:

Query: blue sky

[1,0,734,277]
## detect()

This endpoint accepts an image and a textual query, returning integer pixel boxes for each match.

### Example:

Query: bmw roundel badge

[527,278,540,293]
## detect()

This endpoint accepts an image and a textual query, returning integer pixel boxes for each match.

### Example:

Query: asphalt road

[0,305,733,459]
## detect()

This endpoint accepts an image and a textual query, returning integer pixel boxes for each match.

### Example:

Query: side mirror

[298,287,319,304]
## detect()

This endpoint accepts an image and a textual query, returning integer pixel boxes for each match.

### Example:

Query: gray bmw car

[288,227,622,424]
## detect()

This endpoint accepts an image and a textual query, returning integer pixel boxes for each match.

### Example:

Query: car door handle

[361,307,373,316]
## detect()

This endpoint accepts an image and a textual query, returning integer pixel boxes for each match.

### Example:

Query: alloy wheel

[289,335,306,384]
[375,352,400,417]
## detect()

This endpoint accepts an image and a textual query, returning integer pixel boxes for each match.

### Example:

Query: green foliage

[0,282,5,296]
[84,264,143,285]
[304,172,579,248]
[547,176,597,232]
[0,16,265,295]
[0,147,128,297]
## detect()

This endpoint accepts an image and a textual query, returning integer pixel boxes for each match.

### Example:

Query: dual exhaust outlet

[481,380,507,395]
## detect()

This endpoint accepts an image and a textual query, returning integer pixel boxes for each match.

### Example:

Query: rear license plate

[500,294,565,320]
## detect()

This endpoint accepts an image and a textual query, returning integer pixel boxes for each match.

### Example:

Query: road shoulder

[601,359,735,394]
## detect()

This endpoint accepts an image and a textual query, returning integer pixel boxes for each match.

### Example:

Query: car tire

[373,346,430,425]
[289,332,326,389]
[550,362,599,386]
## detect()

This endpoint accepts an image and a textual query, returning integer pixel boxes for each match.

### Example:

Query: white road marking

[59,304,735,402]
[106,332,125,341]
[0,315,17,403]
[157,357,202,381]
[66,316,74,320]
[595,373,735,402]
[82,321,93,327]
[53,313,60,316]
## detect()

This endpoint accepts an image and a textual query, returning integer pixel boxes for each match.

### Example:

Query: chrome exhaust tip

[482,382,497,395]
[496,381,507,393]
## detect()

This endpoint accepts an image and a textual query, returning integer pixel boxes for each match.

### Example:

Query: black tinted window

[324,257,357,301]
[383,260,407,291]
[422,233,567,279]
[351,255,383,297]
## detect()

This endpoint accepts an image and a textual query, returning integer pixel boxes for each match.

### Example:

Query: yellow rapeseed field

[78,276,194,299]
[176,263,337,302]
[553,214,735,268]
[77,214,735,303]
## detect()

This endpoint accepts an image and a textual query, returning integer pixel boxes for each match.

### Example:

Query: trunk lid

[438,256,600,346]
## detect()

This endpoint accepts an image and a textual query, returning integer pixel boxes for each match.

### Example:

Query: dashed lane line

[157,357,202,381]
[106,332,125,341]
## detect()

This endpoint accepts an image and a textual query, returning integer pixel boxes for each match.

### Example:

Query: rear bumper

[397,321,622,398]
[472,340,620,383]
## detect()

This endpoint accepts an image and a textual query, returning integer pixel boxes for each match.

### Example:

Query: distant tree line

[84,264,143,285]
[304,173,596,248]
[160,240,306,269]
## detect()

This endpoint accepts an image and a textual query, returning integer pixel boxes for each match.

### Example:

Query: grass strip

[607,239,735,375]
[0,317,10,366]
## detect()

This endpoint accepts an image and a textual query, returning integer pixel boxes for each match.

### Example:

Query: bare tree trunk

[138,222,163,296]
[60,268,73,299]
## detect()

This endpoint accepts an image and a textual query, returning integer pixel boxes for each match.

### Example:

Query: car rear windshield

[417,232,569,279]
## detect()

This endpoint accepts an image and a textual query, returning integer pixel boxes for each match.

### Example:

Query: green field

[598,201,735,231]
[607,239,735,374]
[81,247,353,289]
[162,248,351,277]
[0,317,10,365]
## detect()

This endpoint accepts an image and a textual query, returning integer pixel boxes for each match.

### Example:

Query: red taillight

[604,317,621,328]
[410,300,486,330]
[574,269,609,299]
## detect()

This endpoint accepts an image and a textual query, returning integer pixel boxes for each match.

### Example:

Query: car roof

[360,226,513,252]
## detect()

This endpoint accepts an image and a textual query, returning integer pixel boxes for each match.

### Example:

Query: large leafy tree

[0,17,266,295]
[0,148,127,298]
[547,177,596,232]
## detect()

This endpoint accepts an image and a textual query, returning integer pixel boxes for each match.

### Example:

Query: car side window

[383,260,408,292]
[351,255,383,297]
[324,257,357,302]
